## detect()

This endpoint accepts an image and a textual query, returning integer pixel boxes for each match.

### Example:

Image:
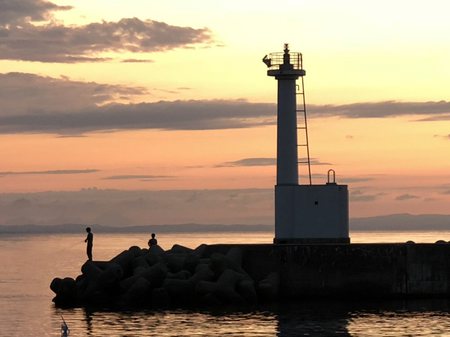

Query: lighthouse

[263,44,350,244]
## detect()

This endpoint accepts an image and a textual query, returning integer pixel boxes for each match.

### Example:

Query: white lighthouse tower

[263,44,350,244]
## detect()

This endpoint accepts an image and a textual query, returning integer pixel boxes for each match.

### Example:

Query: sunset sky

[0,0,449,227]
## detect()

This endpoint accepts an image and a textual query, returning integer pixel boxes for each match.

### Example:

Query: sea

[2,231,450,337]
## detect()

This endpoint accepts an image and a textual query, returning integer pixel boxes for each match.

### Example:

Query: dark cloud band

[0,169,99,176]
[395,194,420,201]
[0,98,275,134]
[0,18,213,63]
[0,72,148,116]
[102,175,172,180]
[309,101,450,119]
[216,157,331,167]
[0,0,71,25]
[1,73,450,135]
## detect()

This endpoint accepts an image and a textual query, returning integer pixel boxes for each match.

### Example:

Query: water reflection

[50,299,450,337]
[275,301,351,336]
[84,309,93,336]
[275,300,450,336]
[346,300,450,337]
[75,308,278,336]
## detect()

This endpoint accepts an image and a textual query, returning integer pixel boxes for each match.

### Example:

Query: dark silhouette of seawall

[51,242,450,309]
[207,243,450,299]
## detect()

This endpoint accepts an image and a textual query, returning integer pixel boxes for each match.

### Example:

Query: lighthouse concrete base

[273,237,350,244]
[275,184,349,243]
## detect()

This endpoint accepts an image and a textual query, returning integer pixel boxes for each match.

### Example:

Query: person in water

[84,227,93,261]
[148,233,158,247]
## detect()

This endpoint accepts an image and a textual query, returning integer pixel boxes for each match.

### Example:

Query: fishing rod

[60,315,70,336]
[52,239,84,255]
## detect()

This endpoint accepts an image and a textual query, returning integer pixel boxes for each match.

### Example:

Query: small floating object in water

[61,316,69,336]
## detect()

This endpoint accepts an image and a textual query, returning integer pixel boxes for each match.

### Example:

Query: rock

[123,277,151,305]
[196,269,246,305]
[88,290,111,305]
[209,251,248,278]
[75,275,88,297]
[120,274,139,291]
[213,269,246,304]
[193,244,208,258]
[145,250,163,266]
[209,253,227,277]
[79,261,120,303]
[196,280,216,295]
[132,256,149,276]
[190,264,214,283]
[162,278,195,303]
[183,254,200,273]
[51,243,268,309]
[167,270,191,280]
[79,261,103,300]
[258,272,280,301]
[133,266,148,277]
[200,293,222,306]
[151,287,171,308]
[198,257,211,265]
[226,247,243,267]
[129,245,144,256]
[93,261,114,270]
[139,262,168,287]
[170,244,194,255]
[121,262,168,291]
[50,277,77,306]
[97,263,123,290]
[237,279,257,304]
[110,249,138,276]
[50,277,62,293]
[81,260,102,278]
[148,245,165,255]
[165,253,186,273]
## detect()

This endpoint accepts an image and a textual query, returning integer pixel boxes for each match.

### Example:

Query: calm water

[1,231,450,337]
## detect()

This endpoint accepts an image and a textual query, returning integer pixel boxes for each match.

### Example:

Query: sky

[0,0,449,227]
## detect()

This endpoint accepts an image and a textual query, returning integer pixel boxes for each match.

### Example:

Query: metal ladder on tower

[296,75,312,185]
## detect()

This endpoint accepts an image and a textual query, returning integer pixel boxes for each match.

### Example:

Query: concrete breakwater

[208,243,450,299]
[50,243,450,308]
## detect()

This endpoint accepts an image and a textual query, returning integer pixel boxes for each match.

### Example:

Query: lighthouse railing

[265,52,303,71]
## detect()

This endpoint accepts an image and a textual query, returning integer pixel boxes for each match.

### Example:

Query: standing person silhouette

[148,233,157,247]
[84,227,93,261]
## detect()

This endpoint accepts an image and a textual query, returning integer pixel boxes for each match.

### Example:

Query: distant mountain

[1,214,450,234]
[351,213,450,231]
[0,223,272,234]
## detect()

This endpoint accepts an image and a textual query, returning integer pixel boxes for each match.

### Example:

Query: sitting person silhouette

[148,233,158,247]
